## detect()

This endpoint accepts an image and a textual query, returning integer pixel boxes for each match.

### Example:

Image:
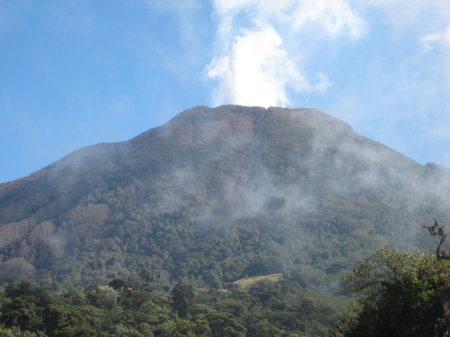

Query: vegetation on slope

[233,274,282,288]
[1,106,450,291]
[0,275,345,337]
[1,248,449,336]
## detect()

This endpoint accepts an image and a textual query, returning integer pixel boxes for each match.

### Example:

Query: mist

[1,105,450,292]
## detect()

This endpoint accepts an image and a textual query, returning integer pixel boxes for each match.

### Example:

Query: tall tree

[171,282,194,318]
[334,249,450,337]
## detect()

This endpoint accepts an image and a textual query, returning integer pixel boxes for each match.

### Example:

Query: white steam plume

[206,23,310,107]
[206,0,363,107]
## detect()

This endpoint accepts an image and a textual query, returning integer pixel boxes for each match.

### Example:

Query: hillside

[0,105,449,291]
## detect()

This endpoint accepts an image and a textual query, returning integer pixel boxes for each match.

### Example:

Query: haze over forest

[1,105,449,289]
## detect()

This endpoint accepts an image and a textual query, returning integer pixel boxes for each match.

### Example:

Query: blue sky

[1,0,449,183]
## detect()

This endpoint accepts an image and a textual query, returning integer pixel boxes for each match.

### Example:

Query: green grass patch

[233,273,283,288]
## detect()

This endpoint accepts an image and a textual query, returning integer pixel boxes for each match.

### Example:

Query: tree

[109,278,131,291]
[206,312,246,337]
[0,283,49,332]
[171,282,194,318]
[423,219,450,260]
[334,249,450,337]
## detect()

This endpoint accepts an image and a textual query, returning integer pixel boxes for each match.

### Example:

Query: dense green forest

[1,248,449,337]
[0,274,345,337]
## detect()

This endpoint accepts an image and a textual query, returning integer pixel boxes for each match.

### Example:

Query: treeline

[0,275,344,337]
[1,249,449,336]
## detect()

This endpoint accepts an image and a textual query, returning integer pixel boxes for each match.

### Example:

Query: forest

[0,274,342,336]
[0,247,449,337]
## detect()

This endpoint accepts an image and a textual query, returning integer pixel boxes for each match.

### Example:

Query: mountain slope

[0,105,449,290]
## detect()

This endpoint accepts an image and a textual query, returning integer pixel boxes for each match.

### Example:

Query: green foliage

[0,276,343,337]
[206,312,246,337]
[0,327,47,337]
[334,249,450,337]
[109,279,130,291]
[171,283,194,318]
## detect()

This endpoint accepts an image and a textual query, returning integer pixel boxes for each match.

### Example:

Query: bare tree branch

[422,218,450,260]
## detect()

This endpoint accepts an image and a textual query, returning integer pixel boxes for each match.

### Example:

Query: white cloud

[206,25,289,106]
[213,0,294,16]
[290,0,364,39]
[207,0,360,107]
[213,0,253,14]
[422,25,450,52]
[213,0,364,38]
[360,0,450,31]
[206,24,328,107]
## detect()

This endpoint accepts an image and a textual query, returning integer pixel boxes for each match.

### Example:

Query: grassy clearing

[233,273,283,288]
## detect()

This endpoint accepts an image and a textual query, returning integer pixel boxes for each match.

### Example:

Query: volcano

[1,105,449,291]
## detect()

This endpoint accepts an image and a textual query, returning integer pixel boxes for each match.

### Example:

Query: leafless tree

[422,218,450,260]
